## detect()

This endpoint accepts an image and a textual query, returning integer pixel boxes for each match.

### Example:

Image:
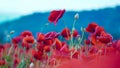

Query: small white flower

[29,62,34,68]
[74,13,79,19]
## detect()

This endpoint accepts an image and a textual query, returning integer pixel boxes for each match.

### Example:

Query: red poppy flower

[32,49,43,60]
[12,36,22,44]
[72,51,79,59]
[37,33,45,43]
[44,45,50,52]
[84,39,91,45]
[45,32,59,39]
[36,44,50,52]
[98,31,113,44]
[23,36,34,44]
[36,45,44,52]
[21,31,33,37]
[43,39,54,45]
[61,28,71,40]
[13,58,20,67]
[89,35,97,45]
[22,36,34,49]
[54,38,63,50]
[48,9,65,25]
[94,26,104,36]
[60,42,69,53]
[73,30,79,37]
[86,22,98,33]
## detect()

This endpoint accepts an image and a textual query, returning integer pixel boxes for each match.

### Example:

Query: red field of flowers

[0,10,120,68]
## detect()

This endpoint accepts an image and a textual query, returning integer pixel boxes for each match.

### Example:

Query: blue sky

[0,0,120,23]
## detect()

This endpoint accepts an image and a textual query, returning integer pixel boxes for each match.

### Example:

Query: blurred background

[0,0,120,43]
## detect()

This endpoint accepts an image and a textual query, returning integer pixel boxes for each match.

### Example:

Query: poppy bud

[74,13,79,19]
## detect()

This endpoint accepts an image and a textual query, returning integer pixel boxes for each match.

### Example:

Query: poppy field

[0,9,120,68]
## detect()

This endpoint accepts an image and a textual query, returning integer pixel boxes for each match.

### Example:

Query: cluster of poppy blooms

[0,9,120,68]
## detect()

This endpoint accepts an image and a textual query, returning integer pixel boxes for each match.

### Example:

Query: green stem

[70,19,77,48]
[72,19,76,29]
[8,34,13,56]
[79,27,85,45]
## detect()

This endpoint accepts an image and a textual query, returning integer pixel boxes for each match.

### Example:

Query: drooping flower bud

[74,13,79,19]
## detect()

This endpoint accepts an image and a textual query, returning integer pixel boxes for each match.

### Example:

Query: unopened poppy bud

[29,62,34,68]
[10,30,15,34]
[74,13,79,19]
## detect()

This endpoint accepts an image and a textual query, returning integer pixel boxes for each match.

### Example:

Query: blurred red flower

[72,51,79,59]
[94,26,104,36]
[12,36,22,44]
[86,22,98,33]
[43,39,54,45]
[73,30,79,37]
[36,44,50,52]
[13,58,20,67]
[44,45,50,52]
[37,33,45,43]
[55,38,62,50]
[48,9,65,25]
[22,36,34,50]
[84,39,91,45]
[32,49,43,60]
[89,35,97,45]
[36,45,44,52]
[21,31,33,37]
[45,32,59,39]
[61,28,71,40]
[98,31,113,44]
[23,36,34,44]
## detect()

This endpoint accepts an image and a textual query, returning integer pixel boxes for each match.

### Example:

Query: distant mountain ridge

[0,6,120,43]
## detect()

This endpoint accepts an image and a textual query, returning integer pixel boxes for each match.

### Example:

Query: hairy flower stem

[71,19,77,47]
[8,34,13,56]
[79,27,85,45]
